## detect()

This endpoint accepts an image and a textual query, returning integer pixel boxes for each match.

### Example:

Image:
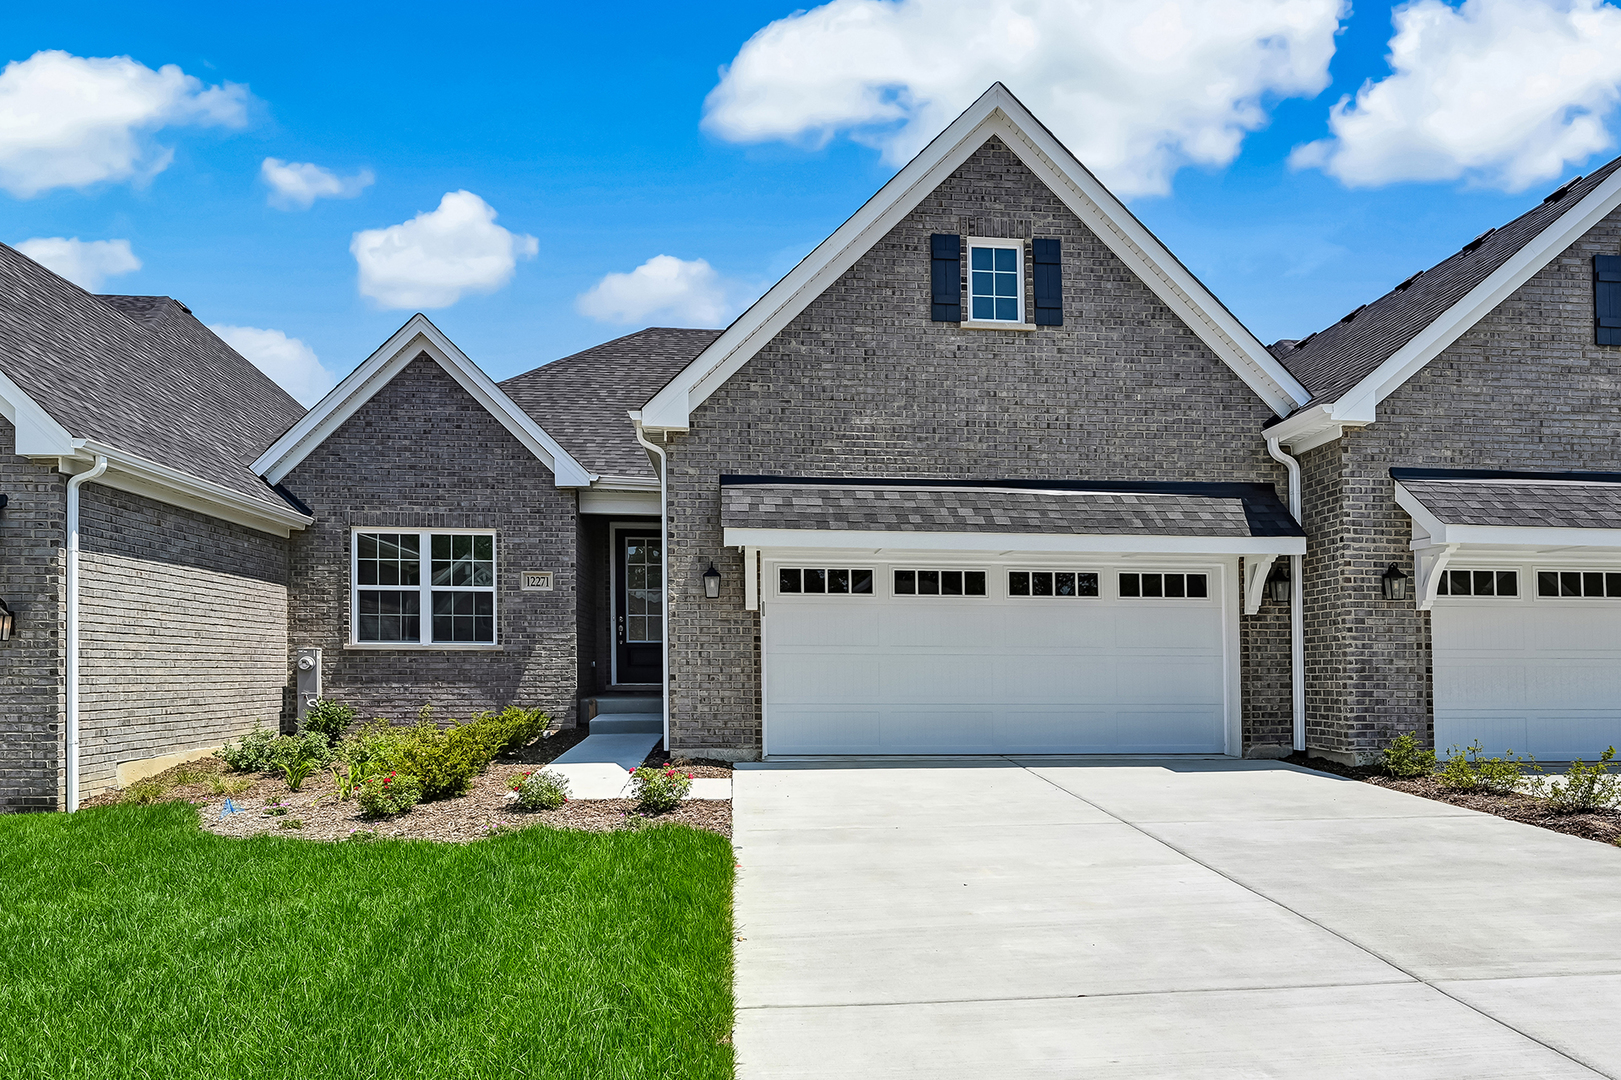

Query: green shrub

[629,764,692,813]
[270,731,332,792]
[121,779,169,805]
[302,700,356,744]
[394,723,486,800]
[215,724,278,772]
[1439,741,1532,794]
[477,706,551,755]
[1382,732,1437,779]
[357,771,421,818]
[509,768,570,810]
[1539,747,1619,813]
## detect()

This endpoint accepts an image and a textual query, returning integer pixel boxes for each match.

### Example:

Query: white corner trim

[0,370,74,456]
[252,314,594,488]
[1242,553,1278,616]
[744,546,760,611]
[723,526,1305,556]
[639,84,1309,430]
[1293,164,1621,433]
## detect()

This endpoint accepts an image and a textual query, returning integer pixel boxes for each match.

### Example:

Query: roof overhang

[723,527,1303,556]
[640,83,1309,432]
[1275,165,1621,451]
[60,442,314,537]
[253,314,594,488]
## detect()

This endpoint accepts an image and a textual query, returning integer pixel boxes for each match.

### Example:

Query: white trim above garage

[724,526,1304,556]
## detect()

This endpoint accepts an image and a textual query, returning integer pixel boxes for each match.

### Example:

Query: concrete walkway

[732,758,1621,1078]
[546,731,732,800]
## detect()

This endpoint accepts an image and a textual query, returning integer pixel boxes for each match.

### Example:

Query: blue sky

[8,0,1621,402]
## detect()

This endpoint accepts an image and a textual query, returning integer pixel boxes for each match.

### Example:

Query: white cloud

[575,255,740,327]
[1291,0,1621,191]
[703,0,1345,197]
[0,49,250,198]
[350,191,537,309]
[14,236,140,291]
[209,324,335,407]
[261,157,374,209]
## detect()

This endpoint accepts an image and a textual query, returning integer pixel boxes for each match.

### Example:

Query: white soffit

[639,83,1310,430]
[252,313,594,488]
[0,369,74,456]
[723,527,1304,556]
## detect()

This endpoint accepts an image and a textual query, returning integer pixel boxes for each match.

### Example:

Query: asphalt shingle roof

[500,327,721,480]
[1269,157,1621,412]
[0,242,306,510]
[1393,468,1621,530]
[720,477,1303,538]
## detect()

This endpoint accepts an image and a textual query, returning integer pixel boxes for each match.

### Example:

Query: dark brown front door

[615,530,663,684]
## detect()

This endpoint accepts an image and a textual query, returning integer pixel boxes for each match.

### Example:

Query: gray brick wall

[1302,207,1621,762]
[281,354,579,727]
[662,136,1295,757]
[75,484,289,798]
[0,419,67,811]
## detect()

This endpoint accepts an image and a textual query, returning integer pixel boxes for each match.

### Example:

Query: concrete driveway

[731,759,1621,1079]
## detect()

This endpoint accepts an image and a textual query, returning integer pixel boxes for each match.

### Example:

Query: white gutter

[66,454,109,812]
[630,413,670,753]
[1267,438,1306,754]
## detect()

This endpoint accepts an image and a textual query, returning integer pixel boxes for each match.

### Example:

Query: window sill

[344,643,505,652]
[960,320,1038,332]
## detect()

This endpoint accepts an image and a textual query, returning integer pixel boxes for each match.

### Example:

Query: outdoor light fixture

[1266,562,1291,604]
[1381,563,1410,602]
[0,598,15,642]
[702,562,721,600]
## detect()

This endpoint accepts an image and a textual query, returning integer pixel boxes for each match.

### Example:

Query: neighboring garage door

[762,560,1232,755]
[1433,565,1621,760]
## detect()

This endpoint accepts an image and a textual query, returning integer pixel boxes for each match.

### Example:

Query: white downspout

[1267,438,1306,754]
[66,454,109,812]
[630,415,670,753]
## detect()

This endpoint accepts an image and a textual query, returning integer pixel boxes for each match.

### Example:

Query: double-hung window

[968,238,1023,323]
[353,530,497,645]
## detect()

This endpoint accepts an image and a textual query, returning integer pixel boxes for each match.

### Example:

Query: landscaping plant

[1538,747,1619,813]
[629,764,692,812]
[1382,732,1437,779]
[270,731,333,792]
[301,699,356,745]
[214,723,278,772]
[357,770,422,818]
[1438,741,1533,794]
[509,768,570,810]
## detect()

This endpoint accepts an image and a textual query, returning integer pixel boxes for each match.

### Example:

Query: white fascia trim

[1266,403,1372,453]
[0,370,74,456]
[253,314,594,488]
[1300,165,1621,433]
[640,84,1309,430]
[589,474,661,491]
[1395,481,1621,551]
[723,527,1304,556]
[65,441,312,537]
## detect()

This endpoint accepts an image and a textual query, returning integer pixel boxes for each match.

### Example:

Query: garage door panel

[1442,609,1526,652]
[1433,660,1526,709]
[1530,607,1620,653]
[771,653,883,703]
[880,607,984,648]
[1112,706,1229,752]
[772,606,881,648]
[1524,713,1621,760]
[1525,660,1621,701]
[1113,606,1222,649]
[999,607,1115,649]
[998,655,1117,703]
[1114,657,1224,705]
[880,653,995,700]
[877,707,1000,754]
[770,708,884,754]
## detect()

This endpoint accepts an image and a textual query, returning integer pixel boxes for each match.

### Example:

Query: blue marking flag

[220,798,244,817]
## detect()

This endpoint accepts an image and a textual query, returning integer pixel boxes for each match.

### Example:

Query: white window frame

[1532,567,1621,600]
[891,567,990,598]
[1007,568,1102,599]
[1116,570,1213,601]
[349,528,500,650]
[964,237,1025,327]
[774,566,877,597]
[1435,567,1521,598]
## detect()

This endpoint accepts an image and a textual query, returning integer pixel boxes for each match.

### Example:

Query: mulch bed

[638,747,734,778]
[1285,751,1621,846]
[87,728,731,842]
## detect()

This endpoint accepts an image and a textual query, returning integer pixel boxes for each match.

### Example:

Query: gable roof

[639,83,1311,431]
[253,313,594,488]
[500,327,720,482]
[0,241,311,530]
[1266,157,1621,448]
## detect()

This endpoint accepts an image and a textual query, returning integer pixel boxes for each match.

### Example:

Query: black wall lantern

[1381,563,1409,602]
[0,598,14,641]
[1265,562,1291,603]
[702,562,721,600]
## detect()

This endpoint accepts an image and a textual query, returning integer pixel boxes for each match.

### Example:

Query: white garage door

[762,560,1232,756]
[1434,565,1621,761]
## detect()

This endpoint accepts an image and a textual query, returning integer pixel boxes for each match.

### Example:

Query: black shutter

[1033,238,1062,326]
[1597,255,1621,345]
[930,234,960,322]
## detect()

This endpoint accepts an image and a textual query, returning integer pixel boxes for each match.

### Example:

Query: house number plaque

[521,571,554,591]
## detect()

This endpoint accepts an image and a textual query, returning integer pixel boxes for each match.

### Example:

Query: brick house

[7,84,1621,810]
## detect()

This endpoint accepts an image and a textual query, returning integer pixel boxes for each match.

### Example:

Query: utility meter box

[295,648,322,721]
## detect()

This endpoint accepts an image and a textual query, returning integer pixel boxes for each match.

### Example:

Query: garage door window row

[894,569,988,596]
[778,568,875,595]
[1537,570,1621,598]
[1119,572,1208,599]
[1437,569,1518,596]
[1008,570,1099,597]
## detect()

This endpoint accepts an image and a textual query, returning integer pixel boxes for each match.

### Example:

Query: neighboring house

[8,84,1621,811]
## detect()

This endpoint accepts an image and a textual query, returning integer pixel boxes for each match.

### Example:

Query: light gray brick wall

[0,418,68,812]
[662,136,1295,757]
[75,484,289,798]
[1303,207,1621,762]
[281,354,579,727]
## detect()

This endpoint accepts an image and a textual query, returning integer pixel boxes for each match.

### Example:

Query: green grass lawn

[0,804,734,1080]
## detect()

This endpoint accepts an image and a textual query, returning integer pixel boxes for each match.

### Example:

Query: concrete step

[591,713,663,734]
[586,694,662,714]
